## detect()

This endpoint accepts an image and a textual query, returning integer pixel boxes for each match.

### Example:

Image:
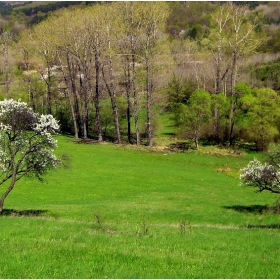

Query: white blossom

[33,114,60,134]
[240,158,280,193]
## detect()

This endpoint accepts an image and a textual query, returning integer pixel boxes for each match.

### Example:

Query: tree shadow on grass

[223,204,271,214]
[223,205,280,229]
[0,209,49,217]
[243,224,280,229]
[164,142,191,153]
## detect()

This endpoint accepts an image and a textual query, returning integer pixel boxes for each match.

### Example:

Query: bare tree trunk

[132,52,140,145]
[59,62,79,138]
[194,137,199,150]
[3,45,10,99]
[214,105,219,143]
[46,67,52,115]
[124,56,132,144]
[23,51,36,111]
[102,29,121,144]
[102,64,121,144]
[0,32,13,100]
[78,62,89,139]
[64,51,83,138]
[146,55,153,147]
[94,52,103,142]
[216,43,221,94]
[228,51,237,146]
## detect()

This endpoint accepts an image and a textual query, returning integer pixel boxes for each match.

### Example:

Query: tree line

[0,1,279,150]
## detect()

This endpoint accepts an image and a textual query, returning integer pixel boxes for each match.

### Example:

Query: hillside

[0,1,279,148]
[0,1,279,48]
[0,1,85,29]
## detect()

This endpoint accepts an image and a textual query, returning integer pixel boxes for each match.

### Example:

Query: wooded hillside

[0,1,279,150]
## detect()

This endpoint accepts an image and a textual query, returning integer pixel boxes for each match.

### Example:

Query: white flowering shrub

[240,158,280,194]
[0,99,61,213]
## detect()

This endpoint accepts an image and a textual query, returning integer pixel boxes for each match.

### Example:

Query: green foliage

[167,75,192,105]
[166,1,215,38]
[0,2,13,16]
[15,1,83,17]
[188,24,205,41]
[180,89,212,149]
[255,58,280,90]
[166,75,195,126]
[210,92,229,143]
[242,88,280,151]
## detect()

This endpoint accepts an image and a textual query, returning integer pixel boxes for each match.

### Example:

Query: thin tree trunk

[132,51,140,145]
[3,43,10,99]
[64,51,82,138]
[146,57,153,147]
[124,56,132,144]
[46,68,52,115]
[216,42,222,94]
[78,62,89,139]
[102,30,121,144]
[194,137,199,150]
[94,52,103,142]
[228,51,237,146]
[102,65,121,144]
[214,105,220,143]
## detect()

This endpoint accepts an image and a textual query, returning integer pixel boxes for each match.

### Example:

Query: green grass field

[1,135,280,278]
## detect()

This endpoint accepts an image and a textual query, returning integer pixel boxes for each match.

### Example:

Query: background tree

[242,87,280,151]
[0,99,61,214]
[100,3,122,143]
[138,2,169,147]
[226,3,264,145]
[210,92,228,143]
[208,4,231,94]
[166,74,193,128]
[0,31,13,99]
[180,89,211,149]
[116,1,143,145]
[23,20,58,115]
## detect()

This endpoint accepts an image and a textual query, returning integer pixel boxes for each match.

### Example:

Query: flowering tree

[240,158,280,194]
[0,99,60,214]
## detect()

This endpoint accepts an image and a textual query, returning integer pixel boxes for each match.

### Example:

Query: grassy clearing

[1,135,280,278]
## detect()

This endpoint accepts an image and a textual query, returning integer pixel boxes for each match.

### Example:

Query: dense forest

[0,1,279,150]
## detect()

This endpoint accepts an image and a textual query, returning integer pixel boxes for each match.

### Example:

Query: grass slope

[1,135,280,278]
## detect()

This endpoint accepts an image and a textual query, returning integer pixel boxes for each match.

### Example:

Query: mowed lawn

[1,135,280,278]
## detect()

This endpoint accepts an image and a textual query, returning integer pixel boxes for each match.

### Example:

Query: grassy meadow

[1,134,280,278]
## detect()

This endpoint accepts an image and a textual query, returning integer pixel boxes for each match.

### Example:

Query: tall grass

[1,135,280,278]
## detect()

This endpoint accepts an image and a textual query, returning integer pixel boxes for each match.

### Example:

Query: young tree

[244,88,280,151]
[210,92,228,143]
[0,99,61,214]
[182,89,211,149]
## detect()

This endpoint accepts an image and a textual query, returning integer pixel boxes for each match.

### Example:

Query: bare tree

[0,31,13,99]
